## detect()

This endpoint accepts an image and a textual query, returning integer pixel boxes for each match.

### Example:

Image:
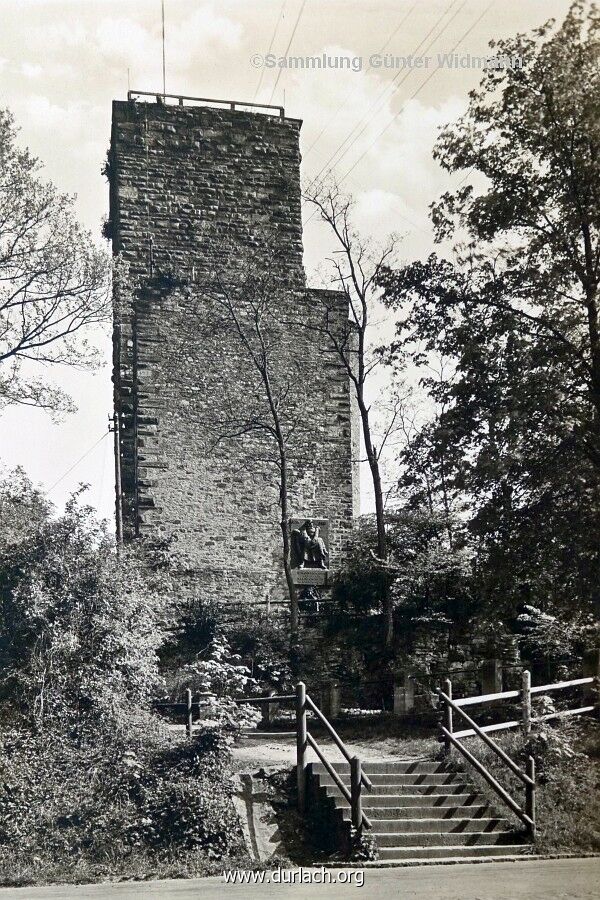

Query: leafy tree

[0,109,110,416]
[380,2,600,623]
[333,509,474,655]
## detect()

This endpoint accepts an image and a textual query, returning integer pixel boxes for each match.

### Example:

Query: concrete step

[364,817,510,834]
[378,844,531,861]
[323,781,476,795]
[318,772,467,786]
[325,788,483,806]
[374,830,524,848]
[361,805,498,820]
[310,761,449,775]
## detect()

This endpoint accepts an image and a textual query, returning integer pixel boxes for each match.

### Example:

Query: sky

[0,0,573,525]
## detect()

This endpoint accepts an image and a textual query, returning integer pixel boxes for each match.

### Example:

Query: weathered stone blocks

[110,99,358,604]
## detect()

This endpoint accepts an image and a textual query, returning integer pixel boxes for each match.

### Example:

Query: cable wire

[268,0,308,105]
[304,0,420,156]
[47,431,110,495]
[307,0,466,186]
[253,1,287,101]
[339,0,495,184]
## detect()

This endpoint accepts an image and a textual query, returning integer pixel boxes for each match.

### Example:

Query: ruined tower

[109,93,358,603]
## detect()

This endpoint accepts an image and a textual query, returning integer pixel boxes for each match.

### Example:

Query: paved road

[1,858,598,899]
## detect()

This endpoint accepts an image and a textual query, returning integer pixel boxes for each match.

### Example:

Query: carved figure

[291,518,329,569]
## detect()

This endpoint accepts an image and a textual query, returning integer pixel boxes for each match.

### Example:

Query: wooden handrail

[530,676,593,695]
[306,734,372,829]
[451,676,595,709]
[455,689,520,707]
[305,694,373,791]
[532,705,595,723]
[452,720,520,740]
[441,727,534,832]
[306,733,352,804]
[235,694,295,704]
[437,689,533,787]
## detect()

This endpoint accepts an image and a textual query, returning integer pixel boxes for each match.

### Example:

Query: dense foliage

[0,475,166,729]
[372,2,600,663]
[0,471,251,884]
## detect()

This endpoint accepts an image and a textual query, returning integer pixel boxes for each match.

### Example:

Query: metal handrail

[127,89,285,118]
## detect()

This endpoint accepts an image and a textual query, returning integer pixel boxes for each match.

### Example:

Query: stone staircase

[307,758,533,862]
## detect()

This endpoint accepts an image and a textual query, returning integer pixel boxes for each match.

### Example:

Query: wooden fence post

[582,649,600,707]
[185,688,193,739]
[296,682,307,814]
[350,756,362,832]
[444,678,453,757]
[521,670,531,736]
[526,755,536,838]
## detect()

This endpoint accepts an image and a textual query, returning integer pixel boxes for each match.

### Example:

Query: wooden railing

[437,680,536,836]
[298,683,373,830]
[235,682,372,832]
[436,669,599,838]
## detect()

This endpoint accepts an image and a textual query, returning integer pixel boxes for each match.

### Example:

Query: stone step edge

[318,852,600,869]
[373,831,521,839]
[354,817,510,827]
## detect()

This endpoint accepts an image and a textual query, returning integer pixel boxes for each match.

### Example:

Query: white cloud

[21,62,43,78]
[95,4,242,82]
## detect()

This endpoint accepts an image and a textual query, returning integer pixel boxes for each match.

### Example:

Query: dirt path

[231,733,434,773]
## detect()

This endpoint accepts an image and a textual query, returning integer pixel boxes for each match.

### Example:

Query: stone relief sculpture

[290,518,329,570]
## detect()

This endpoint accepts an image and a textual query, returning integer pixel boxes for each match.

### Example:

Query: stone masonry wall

[110,99,358,604]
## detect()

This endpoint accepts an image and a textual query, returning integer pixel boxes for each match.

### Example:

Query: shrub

[0,722,246,882]
[0,476,169,729]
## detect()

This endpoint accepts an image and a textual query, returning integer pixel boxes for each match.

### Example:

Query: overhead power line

[307,0,466,186]
[47,431,110,495]
[304,0,420,156]
[339,0,496,184]
[253,1,287,101]
[269,0,308,105]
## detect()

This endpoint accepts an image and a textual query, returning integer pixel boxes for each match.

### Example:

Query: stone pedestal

[321,681,341,719]
[480,659,502,694]
[393,674,415,716]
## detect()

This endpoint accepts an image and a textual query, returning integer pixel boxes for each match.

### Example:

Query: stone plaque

[292,567,329,587]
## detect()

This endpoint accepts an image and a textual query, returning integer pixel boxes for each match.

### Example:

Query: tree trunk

[584,284,600,447]
[278,438,300,678]
[356,389,393,647]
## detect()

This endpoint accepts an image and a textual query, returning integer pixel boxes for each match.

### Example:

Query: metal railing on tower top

[126,90,285,119]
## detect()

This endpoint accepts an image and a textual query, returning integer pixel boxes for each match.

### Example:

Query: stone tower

[109,95,358,603]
